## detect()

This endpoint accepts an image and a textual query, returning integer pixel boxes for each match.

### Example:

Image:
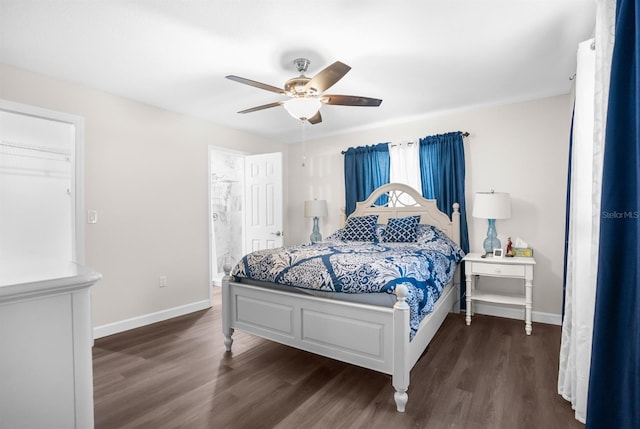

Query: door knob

[271,231,282,237]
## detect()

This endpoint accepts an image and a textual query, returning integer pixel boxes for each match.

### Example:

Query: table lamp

[304,199,328,243]
[472,191,511,255]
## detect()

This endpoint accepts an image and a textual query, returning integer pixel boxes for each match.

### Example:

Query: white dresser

[0,260,101,429]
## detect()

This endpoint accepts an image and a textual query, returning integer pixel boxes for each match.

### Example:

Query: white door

[244,152,283,251]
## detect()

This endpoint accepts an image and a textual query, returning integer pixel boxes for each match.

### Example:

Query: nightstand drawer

[470,262,525,277]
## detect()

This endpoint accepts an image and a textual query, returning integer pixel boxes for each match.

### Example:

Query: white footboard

[221,265,458,412]
[222,268,402,375]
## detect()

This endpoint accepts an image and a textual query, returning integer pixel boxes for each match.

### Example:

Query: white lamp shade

[284,97,321,120]
[472,192,511,219]
[304,199,328,218]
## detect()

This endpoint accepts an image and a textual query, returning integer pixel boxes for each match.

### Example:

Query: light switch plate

[88,210,97,224]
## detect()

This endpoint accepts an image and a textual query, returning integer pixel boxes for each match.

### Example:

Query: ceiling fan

[226,58,382,124]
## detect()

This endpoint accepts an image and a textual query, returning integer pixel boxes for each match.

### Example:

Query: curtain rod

[340,131,470,155]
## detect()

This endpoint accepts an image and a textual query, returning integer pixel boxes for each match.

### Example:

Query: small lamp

[472,191,511,255]
[304,199,328,243]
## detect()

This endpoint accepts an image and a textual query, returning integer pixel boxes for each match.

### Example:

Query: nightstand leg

[525,278,532,335]
[465,273,472,326]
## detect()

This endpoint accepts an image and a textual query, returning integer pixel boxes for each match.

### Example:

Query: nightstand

[463,252,536,335]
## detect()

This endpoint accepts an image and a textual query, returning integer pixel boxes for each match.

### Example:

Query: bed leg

[224,329,234,352]
[394,389,408,412]
[222,264,234,352]
[393,284,410,412]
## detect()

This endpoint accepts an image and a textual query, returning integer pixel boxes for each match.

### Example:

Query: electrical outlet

[159,275,167,288]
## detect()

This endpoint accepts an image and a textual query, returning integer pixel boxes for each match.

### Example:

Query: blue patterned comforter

[231,225,464,339]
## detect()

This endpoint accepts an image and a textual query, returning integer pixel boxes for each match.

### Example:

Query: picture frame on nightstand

[493,248,504,258]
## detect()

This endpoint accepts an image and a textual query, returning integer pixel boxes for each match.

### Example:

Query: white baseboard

[92,297,561,340]
[471,302,562,326]
[93,300,211,339]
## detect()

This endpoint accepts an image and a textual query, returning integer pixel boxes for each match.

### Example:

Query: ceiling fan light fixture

[227,59,381,125]
[284,97,321,120]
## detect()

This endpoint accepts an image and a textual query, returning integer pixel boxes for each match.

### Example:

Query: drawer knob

[494,268,501,273]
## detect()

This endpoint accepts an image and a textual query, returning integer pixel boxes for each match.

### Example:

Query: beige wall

[0,64,287,328]
[1,62,573,327]
[287,95,573,318]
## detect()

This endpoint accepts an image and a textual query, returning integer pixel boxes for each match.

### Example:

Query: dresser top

[0,259,102,301]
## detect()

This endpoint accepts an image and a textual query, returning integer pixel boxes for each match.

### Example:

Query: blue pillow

[415,223,465,259]
[325,228,346,241]
[416,223,452,243]
[374,224,386,242]
[416,223,438,242]
[382,215,420,242]
[342,215,379,241]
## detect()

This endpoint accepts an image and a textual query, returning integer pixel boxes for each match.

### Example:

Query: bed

[221,183,463,412]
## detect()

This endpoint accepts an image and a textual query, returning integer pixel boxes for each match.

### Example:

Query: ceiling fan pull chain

[301,120,307,167]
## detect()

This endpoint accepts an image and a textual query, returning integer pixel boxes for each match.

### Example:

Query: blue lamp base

[310,216,322,243]
[483,218,501,255]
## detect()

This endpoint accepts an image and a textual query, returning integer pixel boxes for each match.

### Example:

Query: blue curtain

[586,1,640,427]
[419,131,469,254]
[419,131,469,309]
[344,143,390,216]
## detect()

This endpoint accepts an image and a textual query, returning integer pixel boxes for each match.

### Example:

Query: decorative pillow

[416,224,465,258]
[326,222,381,242]
[342,215,379,241]
[416,223,451,243]
[382,215,421,242]
[374,224,386,242]
[416,223,438,242]
[325,228,346,241]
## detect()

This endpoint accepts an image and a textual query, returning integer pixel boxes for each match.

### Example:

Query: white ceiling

[0,1,595,143]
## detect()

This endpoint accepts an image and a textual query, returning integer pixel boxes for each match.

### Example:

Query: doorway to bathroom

[208,147,282,286]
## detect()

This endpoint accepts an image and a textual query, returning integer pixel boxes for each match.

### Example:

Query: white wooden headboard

[346,183,461,246]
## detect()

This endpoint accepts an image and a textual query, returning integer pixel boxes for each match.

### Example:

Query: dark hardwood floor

[93,290,583,429]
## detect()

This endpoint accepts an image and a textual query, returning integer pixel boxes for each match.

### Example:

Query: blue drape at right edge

[586,0,640,427]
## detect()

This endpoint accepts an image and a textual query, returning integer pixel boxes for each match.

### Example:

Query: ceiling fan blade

[226,75,286,94]
[321,95,383,107]
[238,101,284,114]
[307,111,322,124]
[304,61,351,94]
